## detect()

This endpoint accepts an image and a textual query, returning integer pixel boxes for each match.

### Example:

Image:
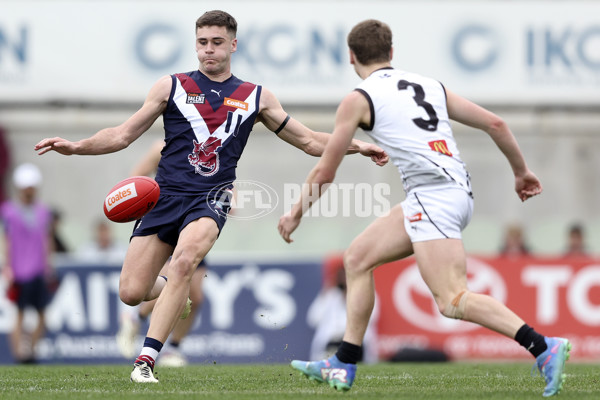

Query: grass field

[0,362,598,400]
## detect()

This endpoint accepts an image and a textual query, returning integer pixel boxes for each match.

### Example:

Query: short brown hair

[347,19,392,65]
[196,10,237,37]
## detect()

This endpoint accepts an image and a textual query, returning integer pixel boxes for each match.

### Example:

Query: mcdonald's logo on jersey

[428,140,453,156]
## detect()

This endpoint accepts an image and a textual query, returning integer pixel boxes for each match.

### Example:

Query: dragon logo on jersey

[188,136,222,176]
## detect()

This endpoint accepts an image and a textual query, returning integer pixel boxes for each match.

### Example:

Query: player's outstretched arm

[35,76,172,156]
[445,89,542,202]
[257,88,388,165]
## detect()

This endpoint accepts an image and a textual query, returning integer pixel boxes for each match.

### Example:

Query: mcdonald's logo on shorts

[428,140,452,156]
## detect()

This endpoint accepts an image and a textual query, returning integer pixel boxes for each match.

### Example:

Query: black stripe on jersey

[167,75,178,107]
[354,89,374,131]
[414,192,449,239]
[439,82,448,107]
[416,153,457,183]
[415,153,473,197]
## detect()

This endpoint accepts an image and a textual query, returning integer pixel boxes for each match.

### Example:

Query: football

[103,176,160,223]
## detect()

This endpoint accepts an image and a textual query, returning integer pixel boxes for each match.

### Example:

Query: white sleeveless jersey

[356,68,471,194]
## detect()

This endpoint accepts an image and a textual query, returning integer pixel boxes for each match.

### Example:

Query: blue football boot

[535,337,571,397]
[291,355,356,391]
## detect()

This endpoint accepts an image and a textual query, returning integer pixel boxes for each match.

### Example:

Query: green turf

[0,362,598,400]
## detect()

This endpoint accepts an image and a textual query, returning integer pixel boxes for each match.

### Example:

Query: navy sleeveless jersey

[155,70,262,195]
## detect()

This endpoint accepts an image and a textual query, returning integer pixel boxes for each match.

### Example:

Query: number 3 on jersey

[397,80,439,132]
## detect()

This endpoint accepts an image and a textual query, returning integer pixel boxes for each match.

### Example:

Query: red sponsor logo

[408,212,422,222]
[428,139,452,156]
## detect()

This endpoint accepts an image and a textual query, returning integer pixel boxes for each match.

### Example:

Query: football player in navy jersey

[279,19,569,397]
[35,10,388,383]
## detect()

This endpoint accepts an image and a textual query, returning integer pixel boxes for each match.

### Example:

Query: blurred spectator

[499,223,530,257]
[307,254,379,363]
[0,163,54,363]
[50,208,70,254]
[76,219,127,264]
[564,223,587,257]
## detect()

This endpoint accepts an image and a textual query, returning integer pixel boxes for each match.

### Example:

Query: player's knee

[343,247,370,275]
[119,287,145,306]
[440,290,470,320]
[169,257,198,282]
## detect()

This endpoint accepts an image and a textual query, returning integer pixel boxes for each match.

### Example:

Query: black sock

[170,341,180,349]
[143,337,164,352]
[335,341,362,364]
[515,324,547,358]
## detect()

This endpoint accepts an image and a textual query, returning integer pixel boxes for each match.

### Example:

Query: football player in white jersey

[279,19,570,397]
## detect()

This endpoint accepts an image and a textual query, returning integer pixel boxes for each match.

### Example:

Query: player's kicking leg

[291,204,413,391]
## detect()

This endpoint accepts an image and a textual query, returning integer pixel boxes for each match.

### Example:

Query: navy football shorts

[131,192,230,247]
